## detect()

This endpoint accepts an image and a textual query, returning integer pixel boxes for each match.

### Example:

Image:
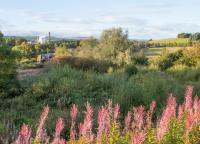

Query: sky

[0,0,200,39]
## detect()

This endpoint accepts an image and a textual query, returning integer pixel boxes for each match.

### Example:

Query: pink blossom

[124,111,132,132]
[15,124,31,144]
[185,85,193,111]
[55,118,65,138]
[70,104,78,140]
[35,106,49,141]
[79,102,94,141]
[52,118,65,144]
[52,138,66,144]
[70,104,78,121]
[132,131,146,144]
[157,95,176,141]
[97,106,109,142]
[132,106,145,131]
[186,112,195,132]
[146,101,156,129]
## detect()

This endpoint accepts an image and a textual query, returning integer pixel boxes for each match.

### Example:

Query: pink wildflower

[132,106,145,131]
[52,118,65,144]
[124,111,132,132]
[79,102,94,141]
[15,124,31,144]
[132,131,146,144]
[97,106,109,143]
[52,138,66,144]
[157,95,176,141]
[185,85,193,111]
[70,104,78,121]
[35,106,49,141]
[70,104,78,140]
[146,101,156,129]
[55,118,64,138]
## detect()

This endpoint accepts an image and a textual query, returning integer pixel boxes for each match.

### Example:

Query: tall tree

[0,32,18,97]
[98,28,132,66]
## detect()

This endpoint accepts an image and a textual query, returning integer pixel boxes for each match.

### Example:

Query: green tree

[0,32,18,97]
[98,28,131,66]
[75,37,98,58]
[190,33,200,41]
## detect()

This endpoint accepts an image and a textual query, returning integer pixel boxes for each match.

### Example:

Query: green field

[149,38,189,44]
[144,47,182,59]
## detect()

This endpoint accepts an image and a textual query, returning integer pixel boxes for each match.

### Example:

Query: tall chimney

[48,32,51,43]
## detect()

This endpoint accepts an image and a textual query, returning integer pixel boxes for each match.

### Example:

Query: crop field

[149,38,189,45]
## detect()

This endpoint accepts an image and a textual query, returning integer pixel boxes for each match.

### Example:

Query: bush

[124,64,138,76]
[55,47,72,58]
[133,50,148,65]
[53,56,116,73]
[157,50,183,71]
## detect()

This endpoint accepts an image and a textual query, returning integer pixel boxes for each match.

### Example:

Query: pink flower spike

[114,104,120,121]
[124,111,132,132]
[132,106,145,131]
[70,104,78,121]
[79,102,94,141]
[35,106,49,141]
[156,95,176,141]
[146,101,156,129]
[15,124,31,144]
[185,85,193,111]
[70,104,78,140]
[97,106,108,142]
[55,118,65,138]
[132,131,146,144]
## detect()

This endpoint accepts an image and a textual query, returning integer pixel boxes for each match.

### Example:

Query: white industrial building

[38,35,49,44]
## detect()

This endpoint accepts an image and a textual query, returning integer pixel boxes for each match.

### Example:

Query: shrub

[53,56,116,73]
[133,51,149,65]
[55,47,71,58]
[157,50,183,71]
[124,64,138,76]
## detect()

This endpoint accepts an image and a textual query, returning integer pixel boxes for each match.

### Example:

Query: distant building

[38,36,49,44]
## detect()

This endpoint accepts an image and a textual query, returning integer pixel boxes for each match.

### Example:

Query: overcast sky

[0,0,200,39]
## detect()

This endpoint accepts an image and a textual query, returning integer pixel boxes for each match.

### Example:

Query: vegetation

[1,28,200,143]
[14,86,200,144]
[0,32,19,98]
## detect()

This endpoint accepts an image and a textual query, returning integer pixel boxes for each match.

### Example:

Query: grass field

[149,38,189,44]
[144,47,182,59]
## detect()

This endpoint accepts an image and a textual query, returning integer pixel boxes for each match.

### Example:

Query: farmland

[149,38,189,45]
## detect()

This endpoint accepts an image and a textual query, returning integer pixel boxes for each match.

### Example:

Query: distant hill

[5,36,89,42]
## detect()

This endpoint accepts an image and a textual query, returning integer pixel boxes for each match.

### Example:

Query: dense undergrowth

[1,63,200,143]
[13,86,200,144]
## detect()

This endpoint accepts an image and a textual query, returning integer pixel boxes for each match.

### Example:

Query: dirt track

[17,65,48,79]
